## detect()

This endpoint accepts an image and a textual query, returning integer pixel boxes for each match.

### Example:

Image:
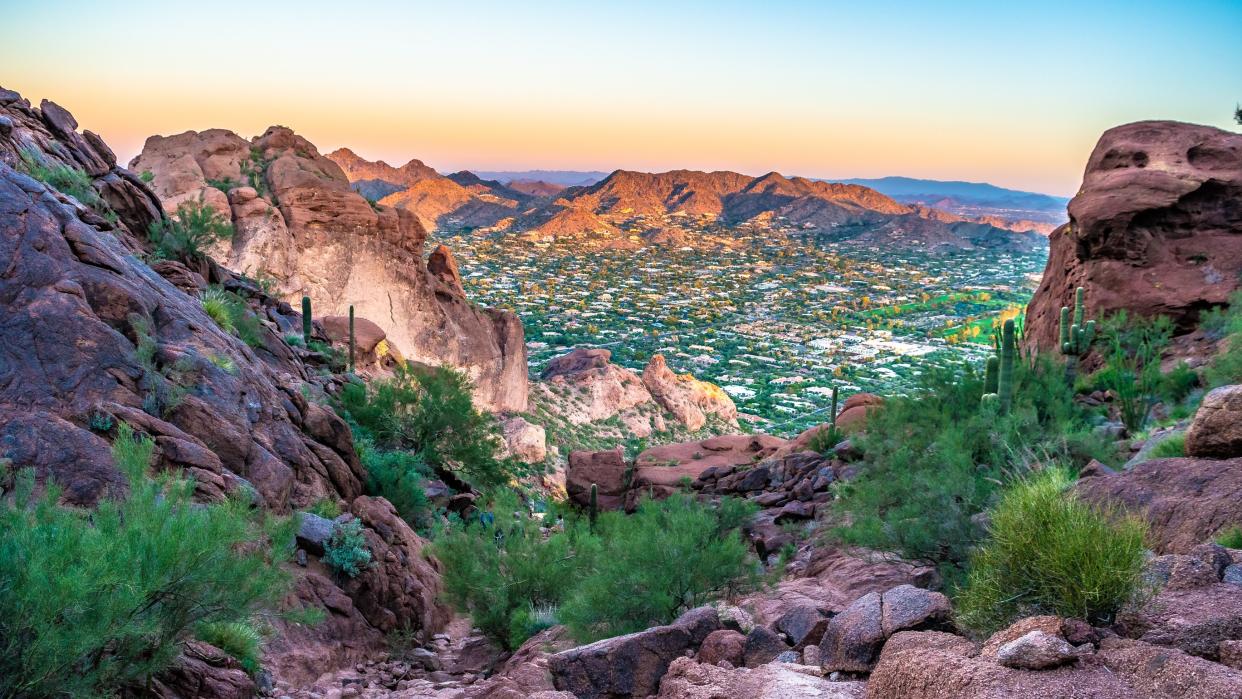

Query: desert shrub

[195,620,262,674]
[139,170,155,184]
[201,287,237,334]
[148,197,233,261]
[359,439,432,529]
[806,424,842,454]
[324,518,372,579]
[433,490,591,650]
[559,493,762,642]
[206,177,243,193]
[1159,362,1199,405]
[954,467,1148,635]
[1204,292,1242,389]
[1147,433,1186,459]
[1096,312,1173,433]
[0,424,292,697]
[336,364,526,490]
[307,498,342,519]
[1216,526,1242,549]
[19,148,104,210]
[434,491,761,649]
[830,357,1115,581]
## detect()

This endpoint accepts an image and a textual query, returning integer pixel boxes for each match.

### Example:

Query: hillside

[838,175,1070,233]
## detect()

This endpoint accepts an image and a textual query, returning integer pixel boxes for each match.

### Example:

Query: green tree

[0,425,293,698]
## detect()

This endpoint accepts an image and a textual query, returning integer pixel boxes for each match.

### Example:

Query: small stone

[775,650,800,663]
[1224,564,1242,585]
[996,630,1080,670]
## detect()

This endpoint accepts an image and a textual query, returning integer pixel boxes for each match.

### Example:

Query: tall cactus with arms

[1059,287,1095,382]
[981,319,1016,413]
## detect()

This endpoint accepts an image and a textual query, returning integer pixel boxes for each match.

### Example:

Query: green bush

[1147,433,1186,459]
[830,358,1116,581]
[954,467,1148,635]
[1204,292,1242,389]
[307,498,342,519]
[1096,312,1172,433]
[0,424,292,697]
[432,491,761,650]
[360,439,432,529]
[201,287,237,334]
[336,365,526,490]
[559,493,763,642]
[148,197,234,261]
[433,490,590,650]
[1216,526,1242,549]
[195,620,262,674]
[324,518,372,579]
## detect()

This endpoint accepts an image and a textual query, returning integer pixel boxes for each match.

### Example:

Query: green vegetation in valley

[0,425,294,698]
[432,490,764,650]
[324,518,372,579]
[954,468,1148,635]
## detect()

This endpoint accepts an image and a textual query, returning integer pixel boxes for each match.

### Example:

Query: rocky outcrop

[500,416,547,464]
[1076,456,1242,553]
[628,434,784,509]
[321,313,405,373]
[868,627,1242,698]
[566,447,629,510]
[641,354,738,431]
[0,87,451,689]
[147,641,257,699]
[131,127,528,412]
[1026,121,1242,353]
[1185,384,1242,459]
[538,348,654,425]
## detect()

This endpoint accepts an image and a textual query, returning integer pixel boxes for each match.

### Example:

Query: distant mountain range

[469,170,610,187]
[833,176,1069,233]
[325,152,1048,253]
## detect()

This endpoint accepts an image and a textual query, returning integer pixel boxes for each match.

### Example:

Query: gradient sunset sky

[3,0,1239,195]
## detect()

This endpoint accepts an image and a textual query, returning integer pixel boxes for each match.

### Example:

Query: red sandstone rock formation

[1026,121,1242,354]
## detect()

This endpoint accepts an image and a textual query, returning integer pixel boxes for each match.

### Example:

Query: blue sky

[2,0,1239,194]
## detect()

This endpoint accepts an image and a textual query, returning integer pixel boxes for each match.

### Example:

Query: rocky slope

[131,128,528,412]
[0,87,449,693]
[1025,121,1242,353]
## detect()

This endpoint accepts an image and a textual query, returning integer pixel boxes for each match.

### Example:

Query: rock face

[1185,384,1242,459]
[1026,121,1242,353]
[0,87,450,688]
[1076,456,1242,553]
[565,447,629,510]
[131,127,528,412]
[501,416,547,464]
[641,354,739,431]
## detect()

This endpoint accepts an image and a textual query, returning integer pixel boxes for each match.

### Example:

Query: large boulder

[501,416,547,464]
[462,625,578,699]
[565,447,628,510]
[820,585,952,673]
[1185,385,1242,459]
[835,393,884,433]
[628,434,785,509]
[1076,456,1242,553]
[656,656,866,699]
[548,608,721,698]
[132,126,529,413]
[1025,121,1242,355]
[148,641,257,699]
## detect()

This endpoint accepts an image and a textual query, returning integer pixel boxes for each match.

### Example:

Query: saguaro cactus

[301,296,312,345]
[830,385,839,428]
[981,319,1016,413]
[984,355,999,395]
[997,319,1016,413]
[348,305,356,373]
[1059,286,1095,382]
[589,483,599,531]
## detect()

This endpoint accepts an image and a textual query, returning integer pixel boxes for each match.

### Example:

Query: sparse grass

[148,198,234,262]
[307,498,342,520]
[1216,526,1242,549]
[206,177,243,194]
[954,467,1148,635]
[195,620,263,674]
[1147,433,1186,460]
[19,148,104,211]
[201,287,237,334]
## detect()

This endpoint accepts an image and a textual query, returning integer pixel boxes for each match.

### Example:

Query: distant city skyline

[3,0,1239,196]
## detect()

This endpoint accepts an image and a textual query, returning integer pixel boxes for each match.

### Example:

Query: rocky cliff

[1026,121,1242,352]
[0,87,449,690]
[131,128,528,412]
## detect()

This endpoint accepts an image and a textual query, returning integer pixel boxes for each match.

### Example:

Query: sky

[2,0,1239,196]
